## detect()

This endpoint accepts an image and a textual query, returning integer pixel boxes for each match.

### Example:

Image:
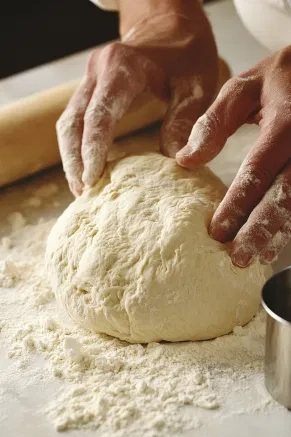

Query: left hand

[56,1,219,196]
[176,45,291,267]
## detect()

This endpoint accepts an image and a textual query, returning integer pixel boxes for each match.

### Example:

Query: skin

[177,46,291,267]
[57,0,218,195]
[57,0,291,267]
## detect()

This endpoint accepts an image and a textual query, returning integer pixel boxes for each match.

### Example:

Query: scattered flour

[0,129,285,435]
[25,196,42,208]
[0,207,279,436]
[34,183,59,199]
[1,237,12,249]
[233,326,245,336]
[7,212,26,231]
[23,183,60,209]
[0,260,20,288]
[193,82,204,100]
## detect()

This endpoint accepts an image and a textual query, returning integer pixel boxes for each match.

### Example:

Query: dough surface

[46,134,268,343]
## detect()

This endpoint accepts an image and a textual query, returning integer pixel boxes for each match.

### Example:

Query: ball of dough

[46,152,268,343]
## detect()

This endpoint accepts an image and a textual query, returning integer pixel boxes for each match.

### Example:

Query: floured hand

[57,0,218,196]
[177,45,291,267]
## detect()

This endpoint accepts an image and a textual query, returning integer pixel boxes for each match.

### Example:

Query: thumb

[176,76,259,168]
[161,77,209,158]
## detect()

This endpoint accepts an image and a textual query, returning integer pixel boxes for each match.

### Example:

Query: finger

[81,43,166,187]
[81,71,143,187]
[210,118,291,242]
[161,76,212,158]
[260,218,291,264]
[176,76,260,167]
[230,161,291,267]
[56,76,95,196]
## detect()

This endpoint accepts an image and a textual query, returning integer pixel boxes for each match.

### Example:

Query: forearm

[118,0,206,40]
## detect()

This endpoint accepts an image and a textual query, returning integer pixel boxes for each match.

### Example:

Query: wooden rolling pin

[0,58,230,188]
[0,82,166,188]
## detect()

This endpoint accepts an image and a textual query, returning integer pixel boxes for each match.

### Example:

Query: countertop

[0,1,290,436]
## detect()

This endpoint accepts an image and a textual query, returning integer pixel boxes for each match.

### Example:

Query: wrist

[118,0,205,40]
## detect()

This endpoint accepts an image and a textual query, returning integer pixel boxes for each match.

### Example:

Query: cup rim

[261,266,291,326]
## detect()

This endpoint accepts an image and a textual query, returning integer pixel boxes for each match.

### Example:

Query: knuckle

[272,175,291,211]
[106,41,123,54]
[218,78,233,97]
[239,221,272,249]
[84,104,109,125]
[222,76,254,97]
[101,42,146,86]
[255,224,273,243]
[62,156,81,173]
[101,42,127,64]
[229,76,247,90]
[260,228,290,263]
[240,163,272,191]
[273,46,291,68]
[280,178,291,198]
[86,48,99,72]
[56,110,83,137]
[264,104,291,131]
[282,217,291,236]
[222,77,241,93]
[83,106,98,124]
[203,109,221,132]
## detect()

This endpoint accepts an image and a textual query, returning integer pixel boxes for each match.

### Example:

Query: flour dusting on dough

[46,143,268,343]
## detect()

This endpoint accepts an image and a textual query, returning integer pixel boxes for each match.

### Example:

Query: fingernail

[209,226,228,243]
[164,119,193,159]
[209,216,234,243]
[231,250,253,268]
[176,143,193,160]
[260,250,275,264]
[166,141,182,158]
[82,163,104,187]
[182,114,209,154]
[69,181,83,197]
[84,184,94,193]
[82,172,95,188]
[176,117,209,163]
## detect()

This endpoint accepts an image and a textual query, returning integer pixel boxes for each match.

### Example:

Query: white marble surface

[0,49,92,106]
[0,1,290,436]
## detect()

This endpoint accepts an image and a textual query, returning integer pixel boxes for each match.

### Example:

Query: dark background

[0,0,119,79]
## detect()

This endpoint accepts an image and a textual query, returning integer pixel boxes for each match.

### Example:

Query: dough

[46,134,268,343]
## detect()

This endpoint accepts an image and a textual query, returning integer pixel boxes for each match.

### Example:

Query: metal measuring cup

[262,266,291,410]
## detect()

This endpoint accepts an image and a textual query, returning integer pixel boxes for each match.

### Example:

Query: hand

[56,0,218,196]
[177,46,291,267]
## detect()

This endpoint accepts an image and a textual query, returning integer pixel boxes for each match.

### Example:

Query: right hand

[56,3,218,196]
[176,46,291,267]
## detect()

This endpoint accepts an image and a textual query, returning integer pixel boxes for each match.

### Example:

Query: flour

[0,194,279,437]
[193,82,204,100]
[261,218,291,262]
[7,212,26,231]
[0,130,284,436]
[0,259,20,288]
[52,200,61,208]
[24,183,60,209]
[25,196,42,207]
[176,112,214,163]
[1,237,13,249]
[47,151,268,343]
[34,182,59,198]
